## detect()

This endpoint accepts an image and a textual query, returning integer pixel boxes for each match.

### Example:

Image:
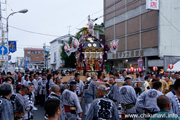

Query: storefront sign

[110,50,144,59]
[146,0,159,10]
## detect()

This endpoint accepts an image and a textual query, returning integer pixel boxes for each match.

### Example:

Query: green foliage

[94,27,105,35]
[75,28,87,39]
[60,37,76,68]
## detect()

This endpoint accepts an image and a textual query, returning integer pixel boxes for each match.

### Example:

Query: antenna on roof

[67,26,71,35]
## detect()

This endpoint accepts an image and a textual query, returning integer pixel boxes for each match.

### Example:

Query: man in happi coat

[118,77,137,115]
[136,81,163,118]
[62,81,82,120]
[85,85,119,120]
[83,75,97,116]
[0,83,14,120]
[67,73,84,102]
[108,77,119,104]
[166,79,180,116]
[46,85,66,120]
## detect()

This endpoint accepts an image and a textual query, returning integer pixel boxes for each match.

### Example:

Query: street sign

[8,55,11,61]
[8,41,17,53]
[0,46,8,55]
[0,55,8,61]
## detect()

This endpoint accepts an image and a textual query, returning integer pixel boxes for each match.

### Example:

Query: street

[34,105,45,120]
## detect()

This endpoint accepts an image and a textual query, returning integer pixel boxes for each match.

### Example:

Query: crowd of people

[0,69,180,120]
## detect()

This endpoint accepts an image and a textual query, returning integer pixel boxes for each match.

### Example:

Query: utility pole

[43,43,46,69]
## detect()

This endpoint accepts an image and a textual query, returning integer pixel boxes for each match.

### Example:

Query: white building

[49,34,72,70]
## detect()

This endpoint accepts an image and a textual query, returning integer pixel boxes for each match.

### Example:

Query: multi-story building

[24,48,44,69]
[50,34,72,70]
[104,0,180,71]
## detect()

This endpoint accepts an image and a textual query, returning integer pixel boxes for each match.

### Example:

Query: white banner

[146,0,159,10]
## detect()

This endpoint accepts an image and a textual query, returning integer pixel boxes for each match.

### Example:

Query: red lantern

[137,68,141,72]
[153,66,158,72]
[125,68,129,72]
[133,68,137,73]
[130,67,134,72]
[168,64,174,70]
[112,41,117,49]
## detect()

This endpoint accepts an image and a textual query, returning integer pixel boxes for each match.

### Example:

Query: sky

[3,0,103,62]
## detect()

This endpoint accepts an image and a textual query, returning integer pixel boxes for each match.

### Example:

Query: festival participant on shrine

[150,95,180,120]
[85,85,119,120]
[118,77,137,115]
[136,81,163,116]
[166,79,180,116]
[46,85,66,120]
[108,77,119,104]
[83,75,97,116]
[62,81,82,119]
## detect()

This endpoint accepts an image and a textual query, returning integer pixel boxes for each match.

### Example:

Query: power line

[70,9,103,33]
[90,9,103,16]
[5,24,60,37]
[70,17,88,33]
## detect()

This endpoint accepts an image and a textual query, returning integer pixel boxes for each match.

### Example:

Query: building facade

[49,34,72,70]
[104,0,180,71]
[24,48,44,69]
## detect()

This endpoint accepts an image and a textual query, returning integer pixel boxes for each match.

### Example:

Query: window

[35,51,38,54]
[42,51,44,54]
[31,51,35,54]
[35,56,39,59]
[38,51,41,54]
[27,52,30,54]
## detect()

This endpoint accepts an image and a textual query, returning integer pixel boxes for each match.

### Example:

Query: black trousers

[39,94,45,107]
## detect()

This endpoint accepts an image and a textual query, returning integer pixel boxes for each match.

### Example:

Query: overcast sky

[3,0,103,62]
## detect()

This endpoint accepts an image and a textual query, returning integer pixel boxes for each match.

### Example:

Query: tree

[60,37,76,68]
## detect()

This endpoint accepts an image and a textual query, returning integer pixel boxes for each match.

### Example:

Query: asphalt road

[33,105,45,120]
